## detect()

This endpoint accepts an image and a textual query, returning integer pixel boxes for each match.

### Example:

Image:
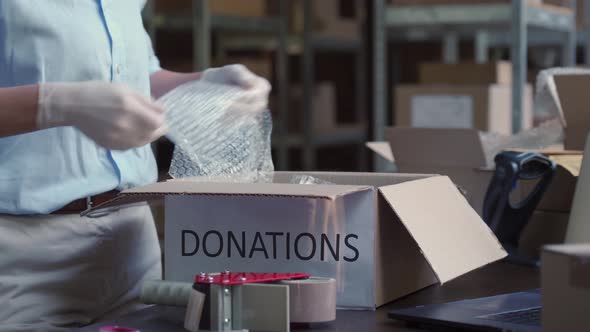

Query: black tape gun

[483,151,556,266]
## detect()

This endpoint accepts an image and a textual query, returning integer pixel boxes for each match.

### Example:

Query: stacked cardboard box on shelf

[289,0,362,40]
[269,82,337,134]
[395,62,533,135]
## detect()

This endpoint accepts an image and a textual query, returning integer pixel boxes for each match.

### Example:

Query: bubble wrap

[480,118,564,168]
[158,80,273,182]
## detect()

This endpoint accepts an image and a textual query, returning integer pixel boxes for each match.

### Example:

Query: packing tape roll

[278,277,337,323]
[140,280,192,306]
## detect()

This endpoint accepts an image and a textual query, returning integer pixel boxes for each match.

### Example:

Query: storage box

[394,84,533,135]
[382,127,495,216]
[419,62,512,85]
[89,172,506,309]
[542,244,590,332]
[269,82,336,134]
[369,128,579,215]
[522,152,582,212]
[554,75,590,150]
[519,210,570,259]
[290,0,361,40]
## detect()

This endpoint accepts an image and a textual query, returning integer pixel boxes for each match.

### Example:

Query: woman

[0,1,270,331]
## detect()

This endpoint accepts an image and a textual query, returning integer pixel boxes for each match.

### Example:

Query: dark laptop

[388,289,541,332]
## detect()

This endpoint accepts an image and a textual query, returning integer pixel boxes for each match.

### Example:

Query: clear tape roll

[278,277,337,323]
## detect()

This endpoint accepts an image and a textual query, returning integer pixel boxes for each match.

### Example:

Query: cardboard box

[269,82,336,134]
[369,129,579,216]
[290,0,361,40]
[522,153,582,212]
[394,84,533,136]
[289,83,336,133]
[542,244,590,332]
[554,75,590,150]
[382,127,495,216]
[519,210,570,259]
[419,62,512,85]
[154,0,267,17]
[544,0,585,29]
[89,172,506,309]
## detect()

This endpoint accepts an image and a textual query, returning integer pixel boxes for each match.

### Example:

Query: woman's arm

[0,85,39,138]
[150,69,201,100]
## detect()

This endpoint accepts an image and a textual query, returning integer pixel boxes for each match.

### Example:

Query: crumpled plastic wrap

[534,67,590,122]
[288,175,335,185]
[159,80,274,182]
[480,118,564,168]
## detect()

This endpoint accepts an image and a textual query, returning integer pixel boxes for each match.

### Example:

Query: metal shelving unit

[145,0,369,171]
[300,0,368,171]
[372,0,577,171]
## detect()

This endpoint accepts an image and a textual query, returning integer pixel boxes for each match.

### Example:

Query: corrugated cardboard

[519,211,570,259]
[394,84,533,135]
[419,62,512,85]
[383,127,493,216]
[554,75,590,150]
[542,244,590,332]
[522,153,582,212]
[88,172,506,309]
[290,0,361,40]
[284,83,336,134]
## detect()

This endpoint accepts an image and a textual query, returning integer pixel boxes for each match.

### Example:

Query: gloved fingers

[223,64,261,89]
[123,96,167,131]
[134,94,167,115]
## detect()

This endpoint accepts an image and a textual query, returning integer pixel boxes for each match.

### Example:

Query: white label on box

[165,192,376,309]
[410,95,474,128]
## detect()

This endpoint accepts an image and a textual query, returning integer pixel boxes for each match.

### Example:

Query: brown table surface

[74,261,539,332]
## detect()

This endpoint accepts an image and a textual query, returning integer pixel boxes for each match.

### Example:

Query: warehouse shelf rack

[371,0,577,171]
[144,0,369,171]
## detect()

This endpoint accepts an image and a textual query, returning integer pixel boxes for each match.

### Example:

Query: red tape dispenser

[140,272,337,332]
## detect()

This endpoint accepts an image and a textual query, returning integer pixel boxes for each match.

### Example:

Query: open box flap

[85,180,371,215]
[378,176,507,283]
[385,127,487,168]
[272,171,435,187]
[365,142,394,162]
[554,74,590,130]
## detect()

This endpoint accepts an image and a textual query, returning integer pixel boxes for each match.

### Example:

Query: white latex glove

[37,81,166,150]
[200,64,271,113]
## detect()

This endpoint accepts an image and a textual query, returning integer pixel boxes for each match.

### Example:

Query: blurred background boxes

[419,61,512,85]
[394,83,533,135]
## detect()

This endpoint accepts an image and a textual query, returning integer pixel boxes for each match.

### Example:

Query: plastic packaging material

[159,80,274,182]
[480,118,564,168]
[289,175,335,185]
[535,67,590,122]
